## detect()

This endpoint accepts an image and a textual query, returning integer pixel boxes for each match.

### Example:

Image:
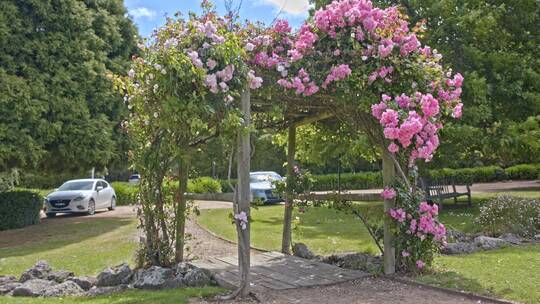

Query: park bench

[420,177,472,209]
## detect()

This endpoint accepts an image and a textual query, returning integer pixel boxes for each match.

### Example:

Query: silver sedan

[44,179,116,217]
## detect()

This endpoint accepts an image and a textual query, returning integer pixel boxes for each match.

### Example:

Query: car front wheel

[87,199,96,215]
[108,197,116,211]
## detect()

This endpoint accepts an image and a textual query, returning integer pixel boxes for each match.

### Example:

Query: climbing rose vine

[246,0,462,273]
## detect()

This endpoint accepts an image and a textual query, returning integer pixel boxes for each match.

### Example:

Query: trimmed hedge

[111,182,139,206]
[188,177,222,194]
[0,190,42,231]
[218,163,540,192]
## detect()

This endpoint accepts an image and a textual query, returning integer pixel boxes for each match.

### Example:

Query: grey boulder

[0,275,17,285]
[132,266,176,290]
[500,233,521,245]
[442,242,479,255]
[183,268,212,287]
[68,276,97,291]
[96,263,132,287]
[47,270,74,283]
[292,243,315,259]
[474,236,508,250]
[0,282,22,295]
[174,262,193,275]
[12,279,57,297]
[19,261,52,282]
[42,280,84,297]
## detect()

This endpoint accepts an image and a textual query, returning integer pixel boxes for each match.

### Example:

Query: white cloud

[262,0,310,15]
[129,7,157,20]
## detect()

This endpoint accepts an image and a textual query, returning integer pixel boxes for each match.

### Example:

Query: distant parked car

[250,171,284,204]
[44,179,116,218]
[128,174,141,185]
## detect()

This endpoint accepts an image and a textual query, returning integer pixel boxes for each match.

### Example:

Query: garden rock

[0,282,21,295]
[183,268,212,287]
[500,233,521,245]
[474,236,508,250]
[68,276,96,291]
[445,229,469,242]
[320,252,381,272]
[42,280,84,297]
[132,266,175,290]
[442,242,478,255]
[292,243,315,259]
[0,275,17,285]
[47,270,74,283]
[19,260,52,282]
[174,262,193,275]
[85,284,128,297]
[12,279,57,297]
[96,263,132,287]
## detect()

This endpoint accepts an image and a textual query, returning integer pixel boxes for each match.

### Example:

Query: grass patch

[0,218,138,276]
[0,287,225,304]
[197,200,484,255]
[418,245,540,304]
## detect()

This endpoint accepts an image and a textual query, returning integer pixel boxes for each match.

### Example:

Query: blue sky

[124,0,311,37]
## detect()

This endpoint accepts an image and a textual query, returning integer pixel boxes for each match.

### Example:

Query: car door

[95,181,107,208]
[101,181,113,207]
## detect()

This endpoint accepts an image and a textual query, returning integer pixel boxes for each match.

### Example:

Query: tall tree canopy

[0,0,138,173]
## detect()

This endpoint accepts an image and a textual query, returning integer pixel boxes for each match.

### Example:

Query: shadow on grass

[418,271,495,298]
[0,216,135,258]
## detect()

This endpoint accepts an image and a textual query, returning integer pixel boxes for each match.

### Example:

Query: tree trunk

[235,88,251,298]
[382,150,396,274]
[281,125,296,254]
[175,157,189,263]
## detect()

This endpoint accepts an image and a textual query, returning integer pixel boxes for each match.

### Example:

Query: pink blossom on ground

[416,260,425,269]
[402,251,410,257]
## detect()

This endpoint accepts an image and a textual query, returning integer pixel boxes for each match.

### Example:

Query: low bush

[0,190,42,231]
[188,177,222,194]
[111,182,139,206]
[310,172,382,191]
[505,164,540,180]
[475,195,540,237]
[19,172,82,189]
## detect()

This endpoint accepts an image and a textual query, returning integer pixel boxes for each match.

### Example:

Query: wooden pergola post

[235,87,251,297]
[281,124,296,254]
[382,150,396,274]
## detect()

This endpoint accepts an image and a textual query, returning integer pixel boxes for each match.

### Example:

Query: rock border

[0,260,216,298]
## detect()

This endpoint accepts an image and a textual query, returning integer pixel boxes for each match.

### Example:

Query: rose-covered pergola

[114,0,463,298]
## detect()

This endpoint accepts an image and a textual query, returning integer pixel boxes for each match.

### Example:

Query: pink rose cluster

[390,202,446,242]
[380,187,396,200]
[371,71,463,162]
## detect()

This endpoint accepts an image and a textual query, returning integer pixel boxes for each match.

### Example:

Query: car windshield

[58,181,94,191]
[250,174,282,183]
[129,175,139,179]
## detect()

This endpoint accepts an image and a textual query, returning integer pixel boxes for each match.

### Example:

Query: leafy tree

[308,0,540,168]
[0,0,138,174]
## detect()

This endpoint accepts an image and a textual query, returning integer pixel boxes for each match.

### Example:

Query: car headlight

[73,196,87,201]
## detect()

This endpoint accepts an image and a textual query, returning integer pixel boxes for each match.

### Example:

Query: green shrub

[475,195,540,237]
[19,172,85,189]
[188,177,222,193]
[505,164,540,180]
[310,172,382,191]
[0,190,42,231]
[427,165,506,184]
[111,182,139,205]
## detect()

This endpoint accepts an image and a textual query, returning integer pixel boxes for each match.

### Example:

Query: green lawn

[0,218,138,276]
[419,245,540,304]
[0,287,224,304]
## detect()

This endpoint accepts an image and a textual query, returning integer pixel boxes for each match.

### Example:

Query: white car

[44,179,116,218]
[250,171,284,204]
[128,174,141,185]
